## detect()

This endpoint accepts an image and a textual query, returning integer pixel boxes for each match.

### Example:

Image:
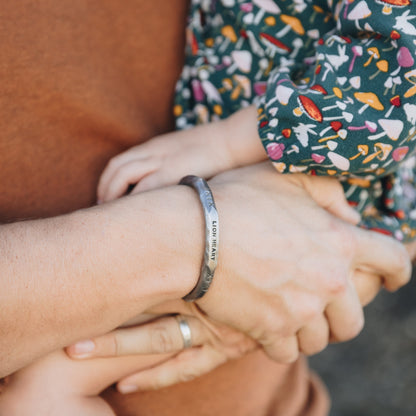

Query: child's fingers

[116,346,227,393]
[299,175,361,225]
[98,150,144,197]
[98,159,158,202]
[131,170,174,194]
[67,315,209,359]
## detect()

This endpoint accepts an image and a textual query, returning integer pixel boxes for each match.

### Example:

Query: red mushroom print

[390,30,401,40]
[375,0,411,15]
[259,33,292,57]
[310,84,328,95]
[296,95,323,123]
[385,95,402,117]
[318,120,343,137]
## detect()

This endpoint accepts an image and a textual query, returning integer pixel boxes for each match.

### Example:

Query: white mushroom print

[174,0,416,241]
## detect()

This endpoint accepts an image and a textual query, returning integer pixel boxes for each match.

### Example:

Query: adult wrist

[95,186,205,311]
[179,176,219,301]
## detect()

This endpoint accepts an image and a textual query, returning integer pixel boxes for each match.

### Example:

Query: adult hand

[67,163,410,392]
[67,300,257,393]
[66,265,382,393]
[197,163,410,362]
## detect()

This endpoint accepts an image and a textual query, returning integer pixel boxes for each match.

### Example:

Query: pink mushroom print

[266,142,285,160]
[311,153,326,163]
[240,3,254,13]
[392,146,409,161]
[391,46,415,76]
[254,81,267,96]
[252,0,281,25]
[348,121,378,133]
[191,79,205,102]
[349,46,363,72]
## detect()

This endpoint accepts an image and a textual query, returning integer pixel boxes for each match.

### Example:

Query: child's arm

[97,106,360,224]
[97,105,267,201]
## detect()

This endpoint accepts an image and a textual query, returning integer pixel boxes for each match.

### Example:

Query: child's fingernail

[119,384,139,394]
[72,340,95,356]
[97,199,102,205]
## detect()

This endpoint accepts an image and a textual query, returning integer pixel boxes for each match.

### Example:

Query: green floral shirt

[174,0,416,242]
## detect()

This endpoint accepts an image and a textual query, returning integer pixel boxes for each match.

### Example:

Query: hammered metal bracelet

[179,175,219,301]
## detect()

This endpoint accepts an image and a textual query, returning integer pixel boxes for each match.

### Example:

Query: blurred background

[310,271,416,416]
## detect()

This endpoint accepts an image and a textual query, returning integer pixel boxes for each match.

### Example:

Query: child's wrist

[222,107,268,168]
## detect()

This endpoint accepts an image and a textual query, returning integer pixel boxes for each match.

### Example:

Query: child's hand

[97,106,267,202]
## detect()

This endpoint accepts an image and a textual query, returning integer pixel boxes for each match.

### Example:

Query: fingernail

[118,384,139,394]
[72,340,95,356]
[97,199,102,205]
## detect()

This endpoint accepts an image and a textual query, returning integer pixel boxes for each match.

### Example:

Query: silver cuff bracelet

[179,175,219,302]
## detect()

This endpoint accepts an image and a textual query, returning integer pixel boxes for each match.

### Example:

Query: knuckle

[326,272,348,297]
[150,326,176,354]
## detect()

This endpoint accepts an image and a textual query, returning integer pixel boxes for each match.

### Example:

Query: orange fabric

[0,1,329,415]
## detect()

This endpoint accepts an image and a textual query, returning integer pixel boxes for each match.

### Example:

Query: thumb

[299,175,361,225]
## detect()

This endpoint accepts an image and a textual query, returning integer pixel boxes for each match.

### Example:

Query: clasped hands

[68,163,411,393]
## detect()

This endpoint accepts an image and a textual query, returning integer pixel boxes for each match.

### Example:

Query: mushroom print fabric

[174,0,416,242]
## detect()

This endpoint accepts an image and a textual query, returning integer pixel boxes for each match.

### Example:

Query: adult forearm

[0,186,202,376]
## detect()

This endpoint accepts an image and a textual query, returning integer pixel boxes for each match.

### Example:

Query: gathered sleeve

[257,0,416,179]
[256,0,416,242]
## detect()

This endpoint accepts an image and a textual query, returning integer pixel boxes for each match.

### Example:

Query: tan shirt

[0,1,329,414]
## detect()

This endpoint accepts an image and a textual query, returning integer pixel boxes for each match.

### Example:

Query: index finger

[353,226,411,292]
